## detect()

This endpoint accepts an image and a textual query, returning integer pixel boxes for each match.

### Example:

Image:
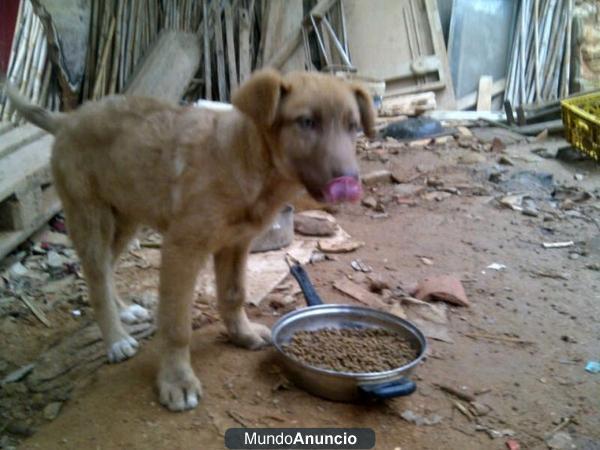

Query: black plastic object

[289,263,324,307]
[359,378,417,399]
[381,117,444,140]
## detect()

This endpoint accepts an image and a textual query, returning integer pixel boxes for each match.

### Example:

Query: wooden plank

[0,134,54,202]
[124,31,201,101]
[424,0,456,108]
[0,124,46,159]
[261,0,304,73]
[381,91,436,116]
[238,7,251,83]
[456,78,506,111]
[427,110,506,122]
[476,76,493,111]
[224,1,238,92]
[213,8,227,101]
[383,56,441,81]
[343,0,455,107]
[0,133,60,260]
[0,189,61,261]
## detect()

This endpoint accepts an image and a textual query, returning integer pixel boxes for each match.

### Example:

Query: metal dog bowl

[271,261,427,402]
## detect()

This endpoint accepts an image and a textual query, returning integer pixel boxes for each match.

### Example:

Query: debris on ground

[380,117,444,141]
[453,401,474,421]
[361,195,379,209]
[362,170,392,186]
[42,402,62,421]
[412,275,470,307]
[332,278,385,309]
[294,212,337,237]
[486,263,507,271]
[542,241,575,249]
[400,410,443,426]
[366,273,390,294]
[545,431,576,450]
[435,383,475,402]
[350,259,372,273]
[394,297,452,343]
[318,238,365,253]
[505,438,521,450]
[474,425,516,439]
[584,361,600,373]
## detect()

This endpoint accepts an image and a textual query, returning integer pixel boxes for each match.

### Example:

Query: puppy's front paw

[119,304,152,324]
[158,365,202,412]
[107,335,139,363]
[229,322,272,350]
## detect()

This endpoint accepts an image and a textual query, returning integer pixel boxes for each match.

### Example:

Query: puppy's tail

[1,72,65,134]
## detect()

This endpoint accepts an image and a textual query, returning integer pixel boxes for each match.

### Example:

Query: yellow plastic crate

[561,91,600,161]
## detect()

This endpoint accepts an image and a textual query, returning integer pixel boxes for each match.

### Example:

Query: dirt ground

[1,125,599,450]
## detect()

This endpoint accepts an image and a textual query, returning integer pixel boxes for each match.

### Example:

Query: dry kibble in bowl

[282,327,418,373]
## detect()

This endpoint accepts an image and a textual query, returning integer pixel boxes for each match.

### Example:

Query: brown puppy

[3,70,375,411]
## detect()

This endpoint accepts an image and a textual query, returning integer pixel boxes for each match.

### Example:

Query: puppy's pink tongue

[323,176,362,203]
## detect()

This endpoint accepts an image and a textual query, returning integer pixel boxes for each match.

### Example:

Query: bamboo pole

[30,28,47,104]
[132,0,142,69]
[224,0,238,91]
[93,16,116,99]
[1,0,25,116]
[110,0,124,94]
[4,2,33,119]
[83,0,99,100]
[125,0,136,79]
[203,0,212,100]
[39,61,52,109]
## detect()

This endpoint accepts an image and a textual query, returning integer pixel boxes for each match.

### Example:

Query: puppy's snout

[322,175,362,204]
[332,170,359,182]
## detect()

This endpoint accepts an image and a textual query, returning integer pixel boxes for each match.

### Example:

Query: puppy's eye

[296,116,316,130]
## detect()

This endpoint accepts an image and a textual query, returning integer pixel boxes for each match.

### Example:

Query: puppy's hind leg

[64,202,139,363]
[215,243,271,349]
[109,219,151,324]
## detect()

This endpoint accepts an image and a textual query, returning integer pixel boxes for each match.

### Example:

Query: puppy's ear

[232,69,288,127]
[352,84,376,139]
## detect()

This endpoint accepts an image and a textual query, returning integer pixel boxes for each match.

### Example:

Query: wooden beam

[476,75,493,111]
[124,31,201,102]
[456,78,506,111]
[424,0,456,109]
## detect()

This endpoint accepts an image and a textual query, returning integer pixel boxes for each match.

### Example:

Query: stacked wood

[3,0,341,113]
[82,0,163,101]
[198,0,265,102]
[380,92,436,117]
[0,0,59,124]
[505,0,574,106]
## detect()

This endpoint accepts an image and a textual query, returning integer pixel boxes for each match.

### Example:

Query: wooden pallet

[0,132,61,260]
[0,123,46,159]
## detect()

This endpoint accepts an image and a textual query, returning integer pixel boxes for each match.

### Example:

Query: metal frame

[301,0,355,73]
